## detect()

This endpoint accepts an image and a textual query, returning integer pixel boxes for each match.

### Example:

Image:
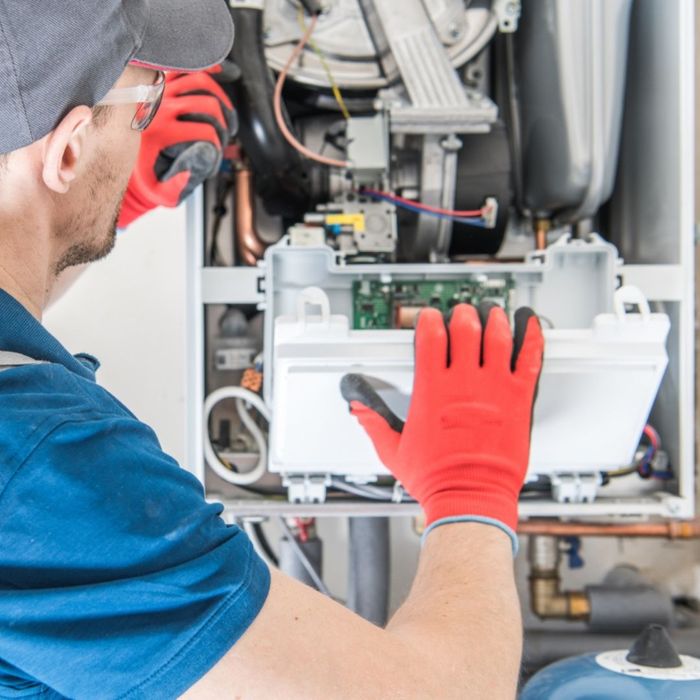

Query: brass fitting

[529,573,590,620]
[528,535,591,621]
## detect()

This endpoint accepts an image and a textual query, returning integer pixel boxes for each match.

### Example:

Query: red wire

[295,517,311,543]
[643,425,660,451]
[273,15,350,169]
[363,188,484,217]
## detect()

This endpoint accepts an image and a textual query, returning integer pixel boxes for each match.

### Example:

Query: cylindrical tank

[520,625,700,699]
[513,0,633,224]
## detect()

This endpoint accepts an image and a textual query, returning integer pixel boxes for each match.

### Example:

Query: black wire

[251,522,279,566]
[520,477,552,495]
[208,173,235,266]
[501,32,524,213]
[299,0,323,15]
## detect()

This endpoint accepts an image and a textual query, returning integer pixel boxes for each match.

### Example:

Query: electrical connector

[483,197,499,229]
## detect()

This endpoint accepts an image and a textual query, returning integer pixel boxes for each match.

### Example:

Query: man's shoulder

[0,361,142,486]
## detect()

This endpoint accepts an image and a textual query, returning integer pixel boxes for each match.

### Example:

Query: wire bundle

[361,188,489,228]
[636,425,673,480]
[604,424,673,481]
[273,13,351,168]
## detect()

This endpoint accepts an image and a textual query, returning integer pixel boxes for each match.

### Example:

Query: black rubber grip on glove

[340,374,405,434]
[511,306,541,373]
[475,301,540,373]
[155,141,221,202]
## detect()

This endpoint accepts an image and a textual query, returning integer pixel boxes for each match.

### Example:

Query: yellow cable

[297,9,351,120]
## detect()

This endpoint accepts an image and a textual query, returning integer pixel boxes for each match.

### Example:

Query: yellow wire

[297,9,351,120]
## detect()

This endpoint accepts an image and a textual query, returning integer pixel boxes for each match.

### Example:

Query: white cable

[203,386,271,486]
[236,397,268,469]
[277,517,331,597]
[330,477,396,501]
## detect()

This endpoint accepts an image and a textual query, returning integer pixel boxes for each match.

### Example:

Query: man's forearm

[186,304,540,698]
[387,522,522,698]
[188,522,522,700]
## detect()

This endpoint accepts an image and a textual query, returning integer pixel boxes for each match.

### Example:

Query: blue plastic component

[520,653,700,699]
[565,536,585,569]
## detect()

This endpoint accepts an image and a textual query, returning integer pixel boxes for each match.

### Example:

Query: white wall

[44,205,188,466]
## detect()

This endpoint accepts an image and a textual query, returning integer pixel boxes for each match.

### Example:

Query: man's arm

[185,523,520,700]
[184,303,542,699]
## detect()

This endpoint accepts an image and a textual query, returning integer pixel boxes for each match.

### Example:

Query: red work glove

[340,303,544,551]
[118,70,237,228]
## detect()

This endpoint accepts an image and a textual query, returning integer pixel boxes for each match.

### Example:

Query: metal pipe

[586,566,674,632]
[347,517,391,627]
[519,519,700,539]
[235,168,267,266]
[534,218,550,250]
[278,519,327,595]
[528,535,590,621]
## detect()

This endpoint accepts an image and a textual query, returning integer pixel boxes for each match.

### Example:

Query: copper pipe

[519,519,700,539]
[534,218,551,250]
[235,168,267,266]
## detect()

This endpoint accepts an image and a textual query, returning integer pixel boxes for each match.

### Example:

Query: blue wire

[637,444,673,480]
[637,445,655,477]
[366,192,487,228]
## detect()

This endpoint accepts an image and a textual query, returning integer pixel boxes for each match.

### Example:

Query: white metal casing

[185,0,694,520]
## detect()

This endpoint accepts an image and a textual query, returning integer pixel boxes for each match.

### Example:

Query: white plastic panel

[270,286,669,480]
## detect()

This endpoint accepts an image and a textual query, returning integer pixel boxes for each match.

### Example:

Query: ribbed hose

[227,6,310,217]
[347,517,390,627]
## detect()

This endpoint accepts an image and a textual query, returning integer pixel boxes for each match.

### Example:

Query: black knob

[626,624,683,668]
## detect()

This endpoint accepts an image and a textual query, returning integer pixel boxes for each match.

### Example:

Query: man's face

[53,66,156,276]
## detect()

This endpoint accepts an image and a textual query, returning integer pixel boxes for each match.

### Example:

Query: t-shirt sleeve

[0,415,270,700]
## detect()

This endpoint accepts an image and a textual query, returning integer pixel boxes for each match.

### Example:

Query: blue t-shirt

[0,290,270,699]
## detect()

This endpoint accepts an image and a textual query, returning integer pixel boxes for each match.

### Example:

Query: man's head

[0,0,234,314]
[0,65,161,277]
[47,65,160,276]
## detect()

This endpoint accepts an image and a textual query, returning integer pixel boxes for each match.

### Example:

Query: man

[0,2,544,698]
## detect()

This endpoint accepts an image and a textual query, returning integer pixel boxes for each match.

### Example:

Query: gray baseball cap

[0,0,235,154]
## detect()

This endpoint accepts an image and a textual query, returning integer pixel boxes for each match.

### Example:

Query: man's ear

[41,106,94,194]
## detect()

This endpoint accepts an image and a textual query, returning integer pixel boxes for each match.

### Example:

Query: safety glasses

[96,70,165,131]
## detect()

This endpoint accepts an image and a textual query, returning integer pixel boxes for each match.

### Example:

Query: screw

[447,21,461,40]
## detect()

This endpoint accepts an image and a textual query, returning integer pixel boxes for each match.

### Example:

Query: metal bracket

[284,474,330,504]
[492,0,521,33]
[550,473,601,504]
[362,0,498,134]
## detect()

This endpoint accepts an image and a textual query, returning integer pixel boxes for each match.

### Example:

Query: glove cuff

[422,488,519,539]
[422,515,519,555]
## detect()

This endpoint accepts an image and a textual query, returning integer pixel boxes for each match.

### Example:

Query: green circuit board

[352,277,515,330]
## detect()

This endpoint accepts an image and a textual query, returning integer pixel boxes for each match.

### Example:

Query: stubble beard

[53,158,127,277]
